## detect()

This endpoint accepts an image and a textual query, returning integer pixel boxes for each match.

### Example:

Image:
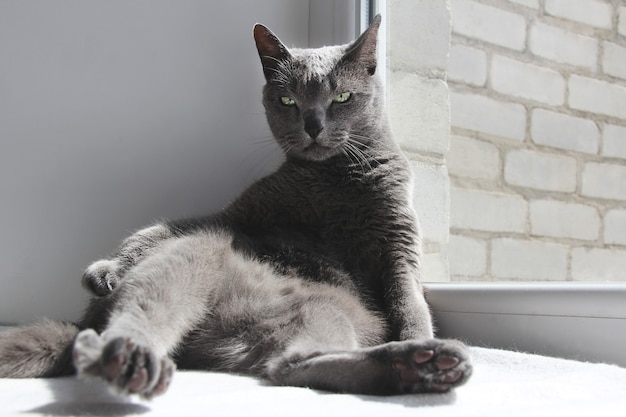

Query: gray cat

[0,16,471,398]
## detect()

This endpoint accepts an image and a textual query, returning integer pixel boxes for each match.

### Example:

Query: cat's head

[254,16,384,162]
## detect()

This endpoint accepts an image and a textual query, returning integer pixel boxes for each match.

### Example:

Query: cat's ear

[253,24,292,81]
[341,14,382,75]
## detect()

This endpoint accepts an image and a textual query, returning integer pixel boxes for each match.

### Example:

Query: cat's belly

[166,230,387,372]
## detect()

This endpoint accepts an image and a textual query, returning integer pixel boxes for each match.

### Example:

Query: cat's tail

[0,319,79,378]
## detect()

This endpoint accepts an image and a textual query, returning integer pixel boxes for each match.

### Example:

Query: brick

[411,162,449,244]
[545,0,612,29]
[450,91,526,141]
[581,162,626,201]
[451,0,526,51]
[530,199,600,241]
[449,234,486,277]
[448,44,487,86]
[448,135,500,181]
[569,75,626,120]
[620,7,626,37]
[602,124,626,160]
[529,23,597,70]
[388,71,449,155]
[603,42,626,80]
[605,210,626,246]
[422,252,450,282]
[450,187,527,233]
[531,109,599,154]
[492,238,568,281]
[571,247,626,281]
[387,0,450,72]
[491,55,565,105]
[505,149,577,192]
[509,0,539,9]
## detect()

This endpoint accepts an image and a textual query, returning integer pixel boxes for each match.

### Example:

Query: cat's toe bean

[440,370,463,384]
[435,355,460,370]
[413,349,434,364]
[143,358,175,399]
[101,338,134,383]
[128,367,149,393]
[74,332,173,398]
[389,339,472,394]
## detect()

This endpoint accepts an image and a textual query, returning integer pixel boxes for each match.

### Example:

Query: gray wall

[0,0,331,324]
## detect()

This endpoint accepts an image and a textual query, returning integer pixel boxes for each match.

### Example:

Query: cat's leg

[264,290,471,395]
[268,338,472,395]
[74,233,220,398]
[82,223,173,296]
[386,272,435,341]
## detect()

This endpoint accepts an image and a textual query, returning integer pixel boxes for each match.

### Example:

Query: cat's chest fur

[228,152,416,308]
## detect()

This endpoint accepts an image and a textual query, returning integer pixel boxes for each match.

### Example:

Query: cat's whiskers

[343,141,372,174]
[340,147,362,172]
[343,147,367,175]
[346,137,373,168]
[250,135,277,147]
[348,132,373,146]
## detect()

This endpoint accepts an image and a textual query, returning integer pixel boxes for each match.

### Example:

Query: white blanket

[1,347,625,417]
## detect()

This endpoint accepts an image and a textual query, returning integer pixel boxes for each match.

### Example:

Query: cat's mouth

[281,134,347,161]
[300,141,343,161]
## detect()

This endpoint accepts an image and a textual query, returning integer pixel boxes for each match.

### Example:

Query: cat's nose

[303,110,324,140]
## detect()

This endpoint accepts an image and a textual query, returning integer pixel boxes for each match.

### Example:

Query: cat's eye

[280,96,296,106]
[333,92,352,104]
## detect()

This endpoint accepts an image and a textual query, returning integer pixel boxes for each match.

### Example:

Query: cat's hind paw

[82,260,121,296]
[389,339,472,394]
[73,329,175,399]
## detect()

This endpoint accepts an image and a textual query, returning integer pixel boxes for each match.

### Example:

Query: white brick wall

[451,0,526,51]
[509,0,538,9]
[387,0,450,73]
[491,55,565,105]
[569,75,626,120]
[450,92,526,141]
[602,125,626,160]
[544,0,612,30]
[445,0,626,282]
[620,7,626,37]
[448,44,487,86]
[448,234,487,278]
[491,238,568,281]
[603,42,626,81]
[530,199,600,241]
[581,162,626,201]
[505,149,577,192]
[531,109,599,154]
[571,247,626,281]
[448,135,500,181]
[451,187,527,233]
[422,252,449,283]
[604,209,626,246]
[411,162,450,244]
[529,23,597,70]
[387,71,449,155]
[387,1,452,282]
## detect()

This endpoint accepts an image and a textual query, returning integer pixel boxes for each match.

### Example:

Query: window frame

[426,282,626,367]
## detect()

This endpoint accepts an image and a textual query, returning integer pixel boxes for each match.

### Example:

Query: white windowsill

[426,282,626,367]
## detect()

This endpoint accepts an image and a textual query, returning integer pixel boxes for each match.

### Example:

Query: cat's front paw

[82,259,121,296]
[73,329,175,399]
[389,339,472,394]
